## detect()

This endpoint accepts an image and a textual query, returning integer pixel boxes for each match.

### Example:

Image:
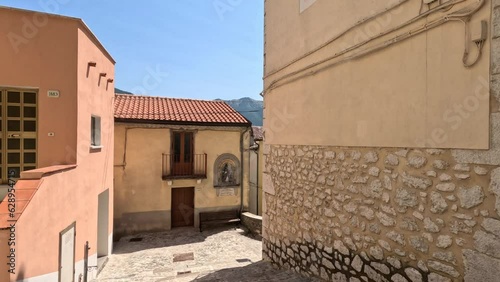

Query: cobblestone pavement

[93,227,315,282]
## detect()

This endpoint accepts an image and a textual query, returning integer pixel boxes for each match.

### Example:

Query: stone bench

[199,210,241,232]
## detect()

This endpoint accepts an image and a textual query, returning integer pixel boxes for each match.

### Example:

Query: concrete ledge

[241,212,262,237]
[20,164,77,180]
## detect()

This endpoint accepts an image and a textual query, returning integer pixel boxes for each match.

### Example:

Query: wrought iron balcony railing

[162,153,207,180]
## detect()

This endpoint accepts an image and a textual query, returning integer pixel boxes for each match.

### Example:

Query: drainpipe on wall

[83,241,90,282]
[240,126,251,216]
[249,141,260,215]
[256,143,260,215]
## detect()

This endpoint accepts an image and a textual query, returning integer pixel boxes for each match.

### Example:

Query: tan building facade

[113,95,252,237]
[263,0,500,281]
[0,7,115,282]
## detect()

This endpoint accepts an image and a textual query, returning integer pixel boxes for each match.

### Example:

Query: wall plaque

[216,187,237,197]
[47,90,60,98]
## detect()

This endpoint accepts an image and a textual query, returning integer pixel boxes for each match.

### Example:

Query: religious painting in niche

[214,154,240,187]
[219,161,236,185]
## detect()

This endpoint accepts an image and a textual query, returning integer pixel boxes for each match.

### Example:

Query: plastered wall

[264,0,491,149]
[5,23,115,281]
[263,0,500,281]
[0,8,78,167]
[113,123,251,237]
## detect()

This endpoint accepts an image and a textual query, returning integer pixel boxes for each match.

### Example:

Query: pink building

[0,7,114,282]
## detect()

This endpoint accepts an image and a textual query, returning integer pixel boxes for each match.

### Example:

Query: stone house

[263,0,500,281]
[113,94,252,237]
[0,7,114,282]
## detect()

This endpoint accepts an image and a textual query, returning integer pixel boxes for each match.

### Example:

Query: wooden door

[171,187,194,228]
[172,132,193,176]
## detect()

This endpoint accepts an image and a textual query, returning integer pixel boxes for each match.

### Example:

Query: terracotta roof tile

[14,179,42,190]
[114,94,250,125]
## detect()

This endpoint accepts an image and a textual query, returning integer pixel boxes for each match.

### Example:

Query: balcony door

[0,89,37,184]
[172,132,193,176]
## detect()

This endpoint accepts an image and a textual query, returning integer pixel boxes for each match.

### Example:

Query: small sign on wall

[47,90,60,98]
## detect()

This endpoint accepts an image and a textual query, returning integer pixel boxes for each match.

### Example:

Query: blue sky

[3,0,264,100]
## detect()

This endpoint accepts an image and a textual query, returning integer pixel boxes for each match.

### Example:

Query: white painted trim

[15,271,58,282]
[108,233,113,254]
[16,254,98,282]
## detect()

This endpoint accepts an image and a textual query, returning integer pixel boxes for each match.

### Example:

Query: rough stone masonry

[263,146,500,281]
[261,2,500,281]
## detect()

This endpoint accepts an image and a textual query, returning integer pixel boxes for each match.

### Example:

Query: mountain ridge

[217,97,263,126]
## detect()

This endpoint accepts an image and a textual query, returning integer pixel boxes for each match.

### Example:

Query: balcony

[162,154,207,180]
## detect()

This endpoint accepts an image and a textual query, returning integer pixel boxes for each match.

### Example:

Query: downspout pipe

[240,126,251,216]
[255,144,260,215]
[248,144,260,215]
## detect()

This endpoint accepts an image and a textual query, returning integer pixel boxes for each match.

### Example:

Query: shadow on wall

[14,265,25,282]
[192,261,313,282]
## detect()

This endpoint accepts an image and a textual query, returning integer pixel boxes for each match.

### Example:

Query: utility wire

[264,0,481,94]
[264,0,411,79]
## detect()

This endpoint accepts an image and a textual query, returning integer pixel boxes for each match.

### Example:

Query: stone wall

[262,145,500,281]
[241,212,263,237]
[262,1,500,281]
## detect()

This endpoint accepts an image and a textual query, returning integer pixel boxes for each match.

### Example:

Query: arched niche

[213,153,241,187]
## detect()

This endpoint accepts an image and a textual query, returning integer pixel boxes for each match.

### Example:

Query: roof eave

[114,118,252,127]
[78,20,116,64]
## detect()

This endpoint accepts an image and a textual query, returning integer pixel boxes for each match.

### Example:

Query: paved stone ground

[93,227,315,282]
